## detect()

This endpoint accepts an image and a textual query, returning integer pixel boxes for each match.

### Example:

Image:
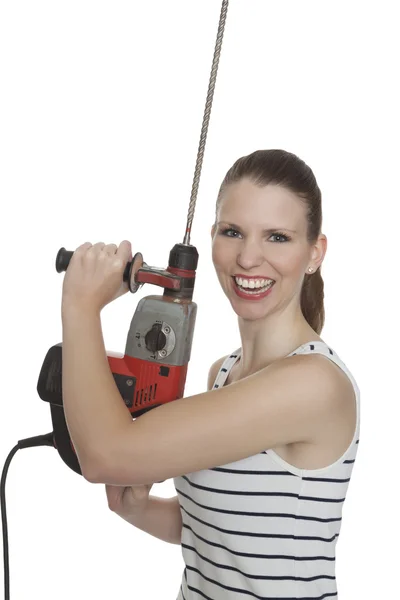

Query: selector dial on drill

[140,321,176,359]
[145,323,167,352]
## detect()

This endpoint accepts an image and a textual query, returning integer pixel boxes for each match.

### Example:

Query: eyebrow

[218,221,297,234]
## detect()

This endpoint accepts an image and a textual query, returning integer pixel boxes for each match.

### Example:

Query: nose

[236,237,264,270]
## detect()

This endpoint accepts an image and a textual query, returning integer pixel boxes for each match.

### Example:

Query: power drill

[36,242,198,475]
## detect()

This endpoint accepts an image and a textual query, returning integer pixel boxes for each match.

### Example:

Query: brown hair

[215,149,325,334]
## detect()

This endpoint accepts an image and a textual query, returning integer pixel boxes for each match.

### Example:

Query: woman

[61,149,360,599]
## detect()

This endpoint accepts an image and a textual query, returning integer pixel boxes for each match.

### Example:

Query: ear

[310,234,327,270]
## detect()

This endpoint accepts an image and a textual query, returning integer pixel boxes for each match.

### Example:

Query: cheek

[211,237,229,267]
[270,247,306,275]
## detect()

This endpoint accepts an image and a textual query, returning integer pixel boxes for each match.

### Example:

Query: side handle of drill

[56,246,189,294]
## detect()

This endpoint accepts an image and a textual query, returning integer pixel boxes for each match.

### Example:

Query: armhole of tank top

[266,340,360,476]
[212,348,242,389]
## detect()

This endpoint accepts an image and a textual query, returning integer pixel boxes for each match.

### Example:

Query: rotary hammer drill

[36,242,198,475]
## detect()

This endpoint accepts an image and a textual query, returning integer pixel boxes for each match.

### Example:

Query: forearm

[115,495,182,545]
[61,307,132,471]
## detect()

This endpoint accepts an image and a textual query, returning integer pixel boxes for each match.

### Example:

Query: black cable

[1,433,54,600]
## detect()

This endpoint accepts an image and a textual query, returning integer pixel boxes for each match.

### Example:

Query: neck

[235,305,321,378]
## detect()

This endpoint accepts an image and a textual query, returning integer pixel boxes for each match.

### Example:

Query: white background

[0,1,398,598]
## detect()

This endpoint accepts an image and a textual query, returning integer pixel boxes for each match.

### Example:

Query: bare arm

[113,495,182,545]
[110,357,226,544]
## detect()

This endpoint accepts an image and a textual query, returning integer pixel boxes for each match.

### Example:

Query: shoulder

[266,351,355,418]
[290,351,354,395]
[207,354,229,390]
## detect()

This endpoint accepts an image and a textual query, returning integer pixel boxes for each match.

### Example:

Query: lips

[231,276,275,300]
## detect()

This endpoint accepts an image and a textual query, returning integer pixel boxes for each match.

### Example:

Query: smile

[234,276,274,290]
[231,276,275,299]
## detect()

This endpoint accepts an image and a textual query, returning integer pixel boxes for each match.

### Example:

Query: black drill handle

[55,248,74,273]
[56,247,132,281]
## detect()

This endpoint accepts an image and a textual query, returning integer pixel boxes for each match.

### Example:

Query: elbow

[80,456,144,486]
[81,459,107,484]
[77,431,151,485]
[79,449,111,483]
[77,442,118,483]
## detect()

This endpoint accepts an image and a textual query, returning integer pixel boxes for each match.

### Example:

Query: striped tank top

[173,341,360,599]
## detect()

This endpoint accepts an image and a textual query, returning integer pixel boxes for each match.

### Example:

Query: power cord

[1,433,55,600]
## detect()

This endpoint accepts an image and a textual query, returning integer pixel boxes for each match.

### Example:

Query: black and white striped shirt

[173,341,360,599]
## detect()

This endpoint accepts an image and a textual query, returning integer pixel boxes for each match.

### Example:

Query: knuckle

[112,257,124,270]
[75,242,91,254]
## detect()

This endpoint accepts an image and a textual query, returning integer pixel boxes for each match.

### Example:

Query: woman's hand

[106,483,154,518]
[61,241,142,314]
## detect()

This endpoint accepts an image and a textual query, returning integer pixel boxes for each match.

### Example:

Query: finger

[71,243,93,267]
[75,241,93,254]
[86,242,106,262]
[90,242,106,253]
[104,243,118,256]
[116,240,132,262]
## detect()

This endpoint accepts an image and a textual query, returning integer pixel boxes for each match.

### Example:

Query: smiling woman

[210,150,327,334]
[60,149,360,600]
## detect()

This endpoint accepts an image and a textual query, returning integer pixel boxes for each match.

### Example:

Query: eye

[270,232,290,243]
[220,227,241,238]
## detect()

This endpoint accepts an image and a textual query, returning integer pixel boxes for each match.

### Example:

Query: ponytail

[300,268,325,334]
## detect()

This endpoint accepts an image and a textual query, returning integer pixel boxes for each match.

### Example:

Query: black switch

[159,366,170,377]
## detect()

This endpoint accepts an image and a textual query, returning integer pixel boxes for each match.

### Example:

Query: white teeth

[233,276,275,294]
[234,276,274,289]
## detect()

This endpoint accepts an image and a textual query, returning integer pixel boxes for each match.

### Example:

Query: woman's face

[211,179,325,321]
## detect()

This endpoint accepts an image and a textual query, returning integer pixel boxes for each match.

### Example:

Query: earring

[308,267,313,273]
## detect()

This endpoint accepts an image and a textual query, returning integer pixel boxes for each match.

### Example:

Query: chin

[237,312,266,323]
[226,291,271,318]
[231,303,271,322]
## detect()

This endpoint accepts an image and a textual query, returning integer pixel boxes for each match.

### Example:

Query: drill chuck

[168,243,199,271]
